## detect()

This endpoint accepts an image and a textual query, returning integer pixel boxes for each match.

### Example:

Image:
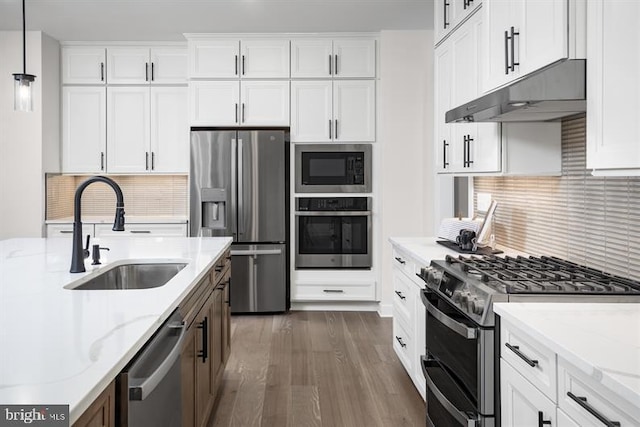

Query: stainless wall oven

[295,144,372,193]
[295,197,372,269]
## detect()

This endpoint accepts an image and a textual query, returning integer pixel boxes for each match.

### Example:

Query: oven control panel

[439,271,490,320]
[296,197,370,211]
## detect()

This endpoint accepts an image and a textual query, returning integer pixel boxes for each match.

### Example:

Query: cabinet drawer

[558,360,640,427]
[501,320,557,402]
[391,248,416,279]
[293,282,375,301]
[392,266,415,323]
[94,223,187,237]
[47,224,93,238]
[392,317,414,374]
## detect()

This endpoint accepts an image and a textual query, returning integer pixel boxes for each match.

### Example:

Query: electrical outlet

[477,193,492,212]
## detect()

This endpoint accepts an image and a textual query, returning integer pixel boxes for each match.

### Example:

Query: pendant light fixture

[13,0,36,112]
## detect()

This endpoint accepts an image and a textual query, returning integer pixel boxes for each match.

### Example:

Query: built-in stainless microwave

[295,144,372,193]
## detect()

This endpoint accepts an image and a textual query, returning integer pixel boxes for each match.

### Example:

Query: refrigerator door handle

[231,138,238,241]
[237,138,244,237]
[230,249,283,256]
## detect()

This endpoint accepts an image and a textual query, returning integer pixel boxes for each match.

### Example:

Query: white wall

[378,30,433,316]
[0,31,59,239]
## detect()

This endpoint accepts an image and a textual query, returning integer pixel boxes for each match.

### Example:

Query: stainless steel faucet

[70,176,125,273]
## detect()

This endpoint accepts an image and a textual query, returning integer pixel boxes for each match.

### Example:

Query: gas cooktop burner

[443,254,640,295]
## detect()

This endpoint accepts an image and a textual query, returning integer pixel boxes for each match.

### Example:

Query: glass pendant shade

[13,73,35,112]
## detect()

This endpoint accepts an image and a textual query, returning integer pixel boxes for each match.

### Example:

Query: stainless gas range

[417,254,640,427]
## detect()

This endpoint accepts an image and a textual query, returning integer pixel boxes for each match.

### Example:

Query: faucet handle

[83,234,91,259]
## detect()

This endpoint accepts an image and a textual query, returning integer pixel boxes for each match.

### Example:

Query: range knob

[451,289,463,303]
[467,298,485,315]
[459,291,471,305]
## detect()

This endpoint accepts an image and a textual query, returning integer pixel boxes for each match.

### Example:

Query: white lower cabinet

[46,223,187,238]
[46,224,94,238]
[390,245,427,400]
[500,317,640,427]
[292,281,376,301]
[501,359,556,427]
[94,223,187,237]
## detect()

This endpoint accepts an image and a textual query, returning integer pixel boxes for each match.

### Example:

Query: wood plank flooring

[208,311,425,427]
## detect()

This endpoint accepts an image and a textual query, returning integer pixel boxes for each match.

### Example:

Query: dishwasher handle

[129,320,187,401]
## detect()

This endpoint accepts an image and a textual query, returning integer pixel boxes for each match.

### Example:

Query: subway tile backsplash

[474,115,640,280]
[46,175,188,219]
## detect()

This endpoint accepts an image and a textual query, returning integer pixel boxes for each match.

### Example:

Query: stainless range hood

[446,59,586,123]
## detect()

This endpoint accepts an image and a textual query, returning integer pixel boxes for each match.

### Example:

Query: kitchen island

[0,236,232,425]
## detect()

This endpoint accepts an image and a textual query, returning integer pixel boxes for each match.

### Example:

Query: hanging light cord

[22,0,26,74]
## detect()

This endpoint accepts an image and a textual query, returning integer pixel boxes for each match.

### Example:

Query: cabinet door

[194,295,215,427]
[151,87,189,173]
[189,81,240,126]
[107,87,150,173]
[150,47,187,84]
[333,80,375,142]
[62,86,106,174]
[435,43,453,172]
[221,278,230,364]
[500,359,556,427]
[463,123,501,173]
[519,0,567,76]
[61,47,106,84]
[211,285,223,393]
[94,223,187,237]
[451,10,481,106]
[181,327,196,427]
[483,0,519,92]
[240,39,290,78]
[188,39,239,78]
[586,0,640,171]
[332,39,376,78]
[291,39,333,78]
[107,48,150,84]
[240,81,290,126]
[557,409,581,427]
[47,224,94,238]
[290,81,332,142]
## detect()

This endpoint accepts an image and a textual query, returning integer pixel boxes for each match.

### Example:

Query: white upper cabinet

[188,38,289,79]
[151,87,189,173]
[240,81,290,126]
[333,80,375,142]
[189,81,240,126]
[291,39,334,78]
[291,80,374,142]
[107,48,150,84]
[332,39,376,78]
[291,38,375,78]
[189,81,289,127]
[107,47,187,84]
[107,87,150,173]
[107,86,188,173]
[61,47,106,84]
[290,81,333,141]
[149,48,188,84]
[586,0,640,174]
[189,39,239,78]
[434,0,482,44]
[482,0,575,93]
[62,86,106,173]
[240,39,290,78]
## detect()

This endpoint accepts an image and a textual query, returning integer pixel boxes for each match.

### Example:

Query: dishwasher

[118,308,185,426]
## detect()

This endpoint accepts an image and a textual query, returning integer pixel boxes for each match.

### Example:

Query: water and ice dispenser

[201,188,227,230]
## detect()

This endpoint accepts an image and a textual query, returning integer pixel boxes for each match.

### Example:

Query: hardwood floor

[208,311,425,427]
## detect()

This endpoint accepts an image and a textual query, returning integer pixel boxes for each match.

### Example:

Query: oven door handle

[425,295,478,339]
[294,211,372,217]
[422,356,479,427]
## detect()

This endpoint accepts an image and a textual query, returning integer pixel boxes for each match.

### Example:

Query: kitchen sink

[66,261,187,290]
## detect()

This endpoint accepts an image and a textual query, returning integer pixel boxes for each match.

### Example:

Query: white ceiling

[0,0,434,42]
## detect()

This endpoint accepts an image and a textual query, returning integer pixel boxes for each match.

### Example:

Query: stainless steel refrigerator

[190,129,289,313]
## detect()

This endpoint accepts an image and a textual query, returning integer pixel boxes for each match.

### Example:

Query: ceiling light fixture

[13,0,36,112]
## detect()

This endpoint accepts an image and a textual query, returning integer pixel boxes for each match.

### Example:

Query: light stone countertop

[494,303,640,410]
[0,236,232,424]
